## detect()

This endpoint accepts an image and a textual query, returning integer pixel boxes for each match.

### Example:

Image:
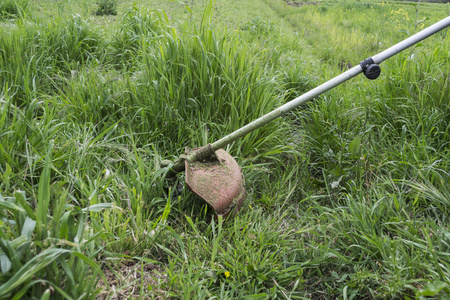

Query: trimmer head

[185,148,246,218]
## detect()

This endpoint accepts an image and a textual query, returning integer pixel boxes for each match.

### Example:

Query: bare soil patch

[285,1,320,7]
[96,261,166,299]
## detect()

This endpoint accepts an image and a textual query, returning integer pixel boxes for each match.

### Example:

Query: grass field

[1,0,450,299]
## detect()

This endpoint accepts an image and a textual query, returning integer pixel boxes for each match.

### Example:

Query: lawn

[1,0,449,299]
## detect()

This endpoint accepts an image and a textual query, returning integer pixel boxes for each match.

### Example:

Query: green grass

[0,0,29,20]
[1,0,450,298]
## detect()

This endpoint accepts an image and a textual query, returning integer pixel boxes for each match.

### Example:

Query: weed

[0,167,108,298]
[241,16,277,37]
[94,0,118,16]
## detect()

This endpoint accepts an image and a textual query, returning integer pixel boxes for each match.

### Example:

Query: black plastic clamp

[359,57,381,80]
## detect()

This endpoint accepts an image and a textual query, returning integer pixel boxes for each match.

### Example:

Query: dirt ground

[96,261,167,299]
[285,1,320,7]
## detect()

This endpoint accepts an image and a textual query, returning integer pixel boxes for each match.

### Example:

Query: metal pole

[169,16,450,173]
[211,16,450,151]
[372,16,450,64]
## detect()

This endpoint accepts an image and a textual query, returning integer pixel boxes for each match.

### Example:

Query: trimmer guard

[185,148,246,218]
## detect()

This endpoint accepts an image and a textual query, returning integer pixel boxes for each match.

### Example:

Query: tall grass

[0,16,105,107]
[0,0,29,20]
[1,0,449,298]
[1,1,303,297]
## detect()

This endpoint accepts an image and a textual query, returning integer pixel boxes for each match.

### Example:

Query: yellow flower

[249,205,252,209]
[224,271,230,278]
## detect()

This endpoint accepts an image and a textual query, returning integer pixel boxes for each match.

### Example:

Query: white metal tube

[212,65,363,150]
[212,16,450,151]
[373,15,450,64]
